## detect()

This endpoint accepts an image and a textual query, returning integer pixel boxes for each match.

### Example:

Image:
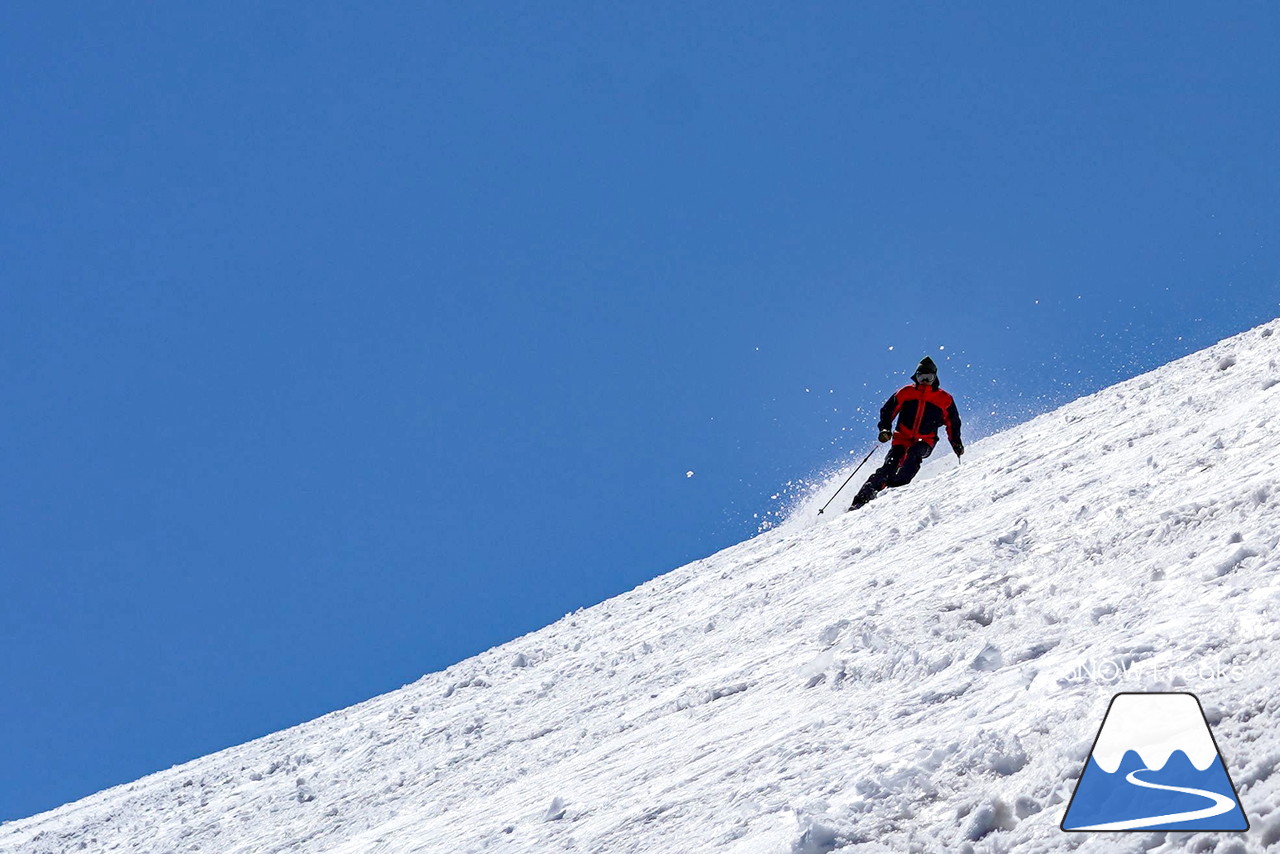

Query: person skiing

[848,356,963,511]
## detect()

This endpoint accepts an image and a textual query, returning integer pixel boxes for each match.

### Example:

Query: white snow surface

[7,319,1280,853]
[1090,694,1220,774]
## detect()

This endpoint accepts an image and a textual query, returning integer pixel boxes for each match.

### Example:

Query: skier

[848,356,963,511]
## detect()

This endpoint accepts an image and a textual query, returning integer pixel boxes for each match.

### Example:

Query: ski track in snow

[6,319,1280,853]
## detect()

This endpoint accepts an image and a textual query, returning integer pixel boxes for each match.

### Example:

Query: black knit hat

[913,357,938,384]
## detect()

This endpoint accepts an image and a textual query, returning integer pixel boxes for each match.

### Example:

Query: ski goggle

[915,372,936,384]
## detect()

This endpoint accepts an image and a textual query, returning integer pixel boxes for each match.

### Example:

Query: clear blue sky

[3,2,1278,821]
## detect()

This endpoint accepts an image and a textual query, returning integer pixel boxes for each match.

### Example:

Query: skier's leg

[850,446,905,508]
[885,441,932,488]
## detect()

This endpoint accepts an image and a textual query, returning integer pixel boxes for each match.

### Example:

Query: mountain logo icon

[1061,692,1248,832]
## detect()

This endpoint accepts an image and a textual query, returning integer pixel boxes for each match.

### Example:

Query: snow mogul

[849,357,964,511]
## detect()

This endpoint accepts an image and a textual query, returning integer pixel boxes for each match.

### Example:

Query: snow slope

[6,320,1280,854]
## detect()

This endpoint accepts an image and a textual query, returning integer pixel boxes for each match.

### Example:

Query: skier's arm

[945,399,964,455]
[877,392,900,434]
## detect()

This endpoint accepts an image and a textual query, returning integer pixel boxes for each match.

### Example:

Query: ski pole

[817,445,878,515]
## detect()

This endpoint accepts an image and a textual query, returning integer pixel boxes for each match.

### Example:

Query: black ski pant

[852,441,932,505]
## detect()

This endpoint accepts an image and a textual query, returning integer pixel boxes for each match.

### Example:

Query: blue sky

[3,2,1278,821]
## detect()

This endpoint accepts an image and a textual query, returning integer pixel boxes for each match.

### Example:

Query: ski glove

[878,429,892,443]
[951,440,965,457]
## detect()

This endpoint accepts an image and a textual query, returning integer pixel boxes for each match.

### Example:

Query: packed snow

[5,320,1280,853]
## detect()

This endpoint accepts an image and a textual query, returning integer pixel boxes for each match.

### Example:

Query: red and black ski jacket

[878,383,962,449]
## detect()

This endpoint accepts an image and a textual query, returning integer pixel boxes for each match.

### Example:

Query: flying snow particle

[686,471,694,478]
[888,345,895,351]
